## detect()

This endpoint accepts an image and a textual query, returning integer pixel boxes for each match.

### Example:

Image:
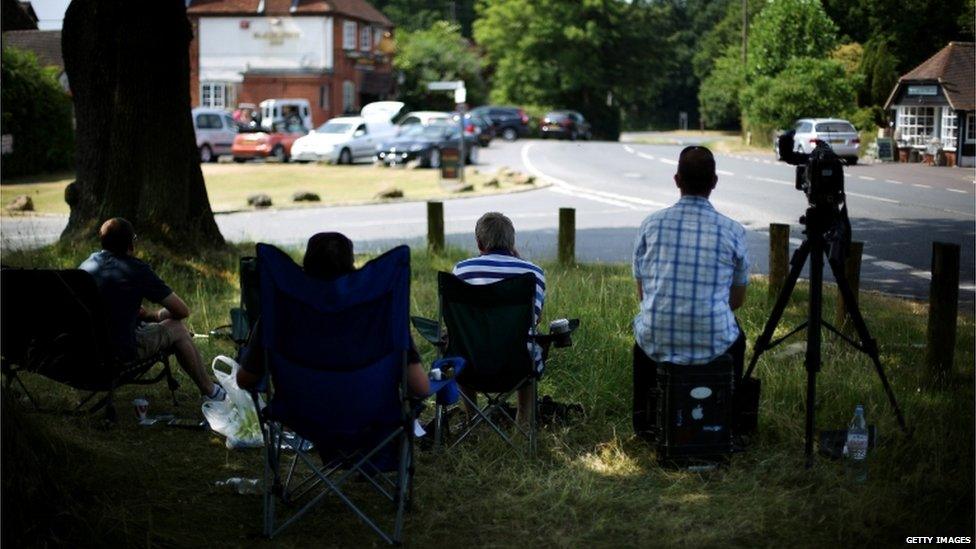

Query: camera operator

[631,146,750,440]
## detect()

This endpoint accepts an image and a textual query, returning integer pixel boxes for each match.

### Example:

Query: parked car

[290,102,403,164]
[258,98,313,133]
[452,112,494,147]
[396,111,452,131]
[375,122,479,167]
[779,118,860,165]
[192,107,238,162]
[540,110,592,140]
[231,119,308,162]
[469,105,529,141]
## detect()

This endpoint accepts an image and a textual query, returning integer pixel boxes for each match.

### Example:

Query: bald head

[676,146,717,196]
[100,218,135,255]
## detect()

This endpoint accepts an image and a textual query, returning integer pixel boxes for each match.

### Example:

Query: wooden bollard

[834,241,863,331]
[926,242,960,382]
[768,223,790,300]
[427,201,444,254]
[558,208,575,265]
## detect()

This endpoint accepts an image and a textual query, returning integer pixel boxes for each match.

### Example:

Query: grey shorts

[134,322,177,360]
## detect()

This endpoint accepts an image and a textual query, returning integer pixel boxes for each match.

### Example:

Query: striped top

[453,250,547,372]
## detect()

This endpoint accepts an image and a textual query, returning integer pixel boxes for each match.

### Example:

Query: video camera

[776,129,851,260]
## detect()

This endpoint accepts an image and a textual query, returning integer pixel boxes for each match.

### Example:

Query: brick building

[186,0,395,127]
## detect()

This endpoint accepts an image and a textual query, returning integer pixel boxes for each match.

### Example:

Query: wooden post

[834,241,863,332]
[926,242,960,383]
[558,207,575,266]
[427,201,444,254]
[768,223,790,300]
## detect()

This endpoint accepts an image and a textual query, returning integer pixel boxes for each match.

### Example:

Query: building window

[200,82,229,108]
[375,28,384,50]
[966,113,976,144]
[342,80,356,113]
[360,25,372,51]
[343,20,357,50]
[896,106,937,147]
[319,85,330,110]
[940,108,958,150]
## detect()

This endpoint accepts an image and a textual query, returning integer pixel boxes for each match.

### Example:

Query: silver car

[781,118,861,165]
[192,107,238,163]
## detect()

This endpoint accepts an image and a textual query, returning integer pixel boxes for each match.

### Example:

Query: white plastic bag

[201,355,264,449]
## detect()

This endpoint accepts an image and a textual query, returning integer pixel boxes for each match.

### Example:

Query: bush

[0,47,75,178]
[698,46,745,129]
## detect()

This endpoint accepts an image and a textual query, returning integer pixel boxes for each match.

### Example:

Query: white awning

[199,69,244,83]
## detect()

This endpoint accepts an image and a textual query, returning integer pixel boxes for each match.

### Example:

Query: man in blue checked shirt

[453,212,546,425]
[631,146,750,440]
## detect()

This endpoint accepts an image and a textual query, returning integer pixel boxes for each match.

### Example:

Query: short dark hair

[677,146,716,195]
[475,212,515,252]
[303,232,355,279]
[99,218,135,254]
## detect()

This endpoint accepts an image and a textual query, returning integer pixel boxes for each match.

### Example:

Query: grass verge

[2,241,973,547]
[0,163,540,216]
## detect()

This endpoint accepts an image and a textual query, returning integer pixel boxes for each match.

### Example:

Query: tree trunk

[60,0,224,250]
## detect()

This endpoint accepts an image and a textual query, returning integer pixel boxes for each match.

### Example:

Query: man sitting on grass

[453,212,546,426]
[80,218,225,401]
[631,146,750,440]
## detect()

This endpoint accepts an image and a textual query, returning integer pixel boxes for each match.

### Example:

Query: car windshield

[316,122,353,134]
[546,112,569,120]
[815,122,856,133]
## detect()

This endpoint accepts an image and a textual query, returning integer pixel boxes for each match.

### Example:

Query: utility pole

[742,0,748,66]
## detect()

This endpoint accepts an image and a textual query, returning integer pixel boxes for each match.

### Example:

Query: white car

[783,118,861,165]
[397,110,452,132]
[290,102,403,164]
[192,107,237,162]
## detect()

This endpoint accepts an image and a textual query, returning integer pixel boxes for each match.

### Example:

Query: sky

[28,0,70,30]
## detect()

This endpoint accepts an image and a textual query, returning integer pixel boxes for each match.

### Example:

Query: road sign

[876,138,895,162]
[454,87,467,104]
[427,80,464,91]
[440,147,460,180]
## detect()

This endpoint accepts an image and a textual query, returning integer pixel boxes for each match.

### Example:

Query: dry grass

[2,242,972,547]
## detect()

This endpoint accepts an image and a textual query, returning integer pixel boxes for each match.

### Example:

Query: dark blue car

[376,123,480,168]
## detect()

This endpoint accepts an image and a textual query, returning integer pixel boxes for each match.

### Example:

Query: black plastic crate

[654,356,734,461]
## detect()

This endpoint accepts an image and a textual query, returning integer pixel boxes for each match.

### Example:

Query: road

[2,138,973,302]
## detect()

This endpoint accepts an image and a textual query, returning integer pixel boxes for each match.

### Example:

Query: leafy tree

[373,0,477,37]
[741,57,858,141]
[857,35,899,108]
[692,0,764,83]
[831,42,862,76]
[746,0,839,79]
[393,21,486,110]
[0,47,74,178]
[697,46,744,129]
[475,0,671,139]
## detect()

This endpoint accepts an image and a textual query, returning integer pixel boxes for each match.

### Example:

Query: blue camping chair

[256,243,419,544]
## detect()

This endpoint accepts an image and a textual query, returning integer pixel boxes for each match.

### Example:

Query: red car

[232,122,307,163]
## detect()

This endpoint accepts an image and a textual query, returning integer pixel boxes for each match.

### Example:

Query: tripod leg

[745,241,811,379]
[828,257,909,433]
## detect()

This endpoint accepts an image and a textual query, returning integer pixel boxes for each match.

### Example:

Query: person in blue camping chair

[236,232,429,397]
[453,212,546,426]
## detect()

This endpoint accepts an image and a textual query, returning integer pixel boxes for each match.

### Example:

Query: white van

[290,101,404,164]
[259,98,313,132]
[192,107,238,162]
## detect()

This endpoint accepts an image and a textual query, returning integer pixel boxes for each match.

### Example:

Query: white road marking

[623,172,642,178]
[659,158,678,165]
[909,270,932,280]
[912,183,931,188]
[884,179,903,184]
[862,254,876,260]
[623,145,635,153]
[521,142,666,210]
[846,191,899,204]
[947,188,968,194]
[873,260,912,271]
[716,169,734,176]
[637,152,655,160]
[858,176,876,181]
[747,176,792,186]
[762,160,772,164]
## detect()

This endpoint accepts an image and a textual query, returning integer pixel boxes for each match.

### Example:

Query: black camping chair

[0,267,179,420]
[209,256,259,351]
[413,272,578,456]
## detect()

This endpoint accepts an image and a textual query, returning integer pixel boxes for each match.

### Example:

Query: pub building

[884,41,975,167]
[186,0,396,126]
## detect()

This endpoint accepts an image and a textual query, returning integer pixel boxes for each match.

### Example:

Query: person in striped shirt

[453,212,546,425]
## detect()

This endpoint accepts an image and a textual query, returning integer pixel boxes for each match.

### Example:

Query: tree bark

[60,0,224,250]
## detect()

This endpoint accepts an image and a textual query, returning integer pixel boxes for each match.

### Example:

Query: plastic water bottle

[216,477,263,495]
[844,405,869,482]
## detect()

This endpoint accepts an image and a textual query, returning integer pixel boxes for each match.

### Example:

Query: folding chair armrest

[410,315,446,349]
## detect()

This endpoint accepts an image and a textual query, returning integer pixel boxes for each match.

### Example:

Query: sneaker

[205,383,227,402]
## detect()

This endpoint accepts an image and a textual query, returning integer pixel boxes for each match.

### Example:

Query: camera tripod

[744,204,908,467]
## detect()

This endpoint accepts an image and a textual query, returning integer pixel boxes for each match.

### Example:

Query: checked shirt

[632,195,750,364]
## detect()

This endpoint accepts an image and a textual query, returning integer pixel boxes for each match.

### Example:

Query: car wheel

[429,148,441,169]
[846,156,858,166]
[467,145,479,165]
[502,127,517,141]
[541,133,549,139]
[233,157,247,163]
[199,145,214,163]
[569,130,578,141]
[339,147,352,165]
[272,145,287,163]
